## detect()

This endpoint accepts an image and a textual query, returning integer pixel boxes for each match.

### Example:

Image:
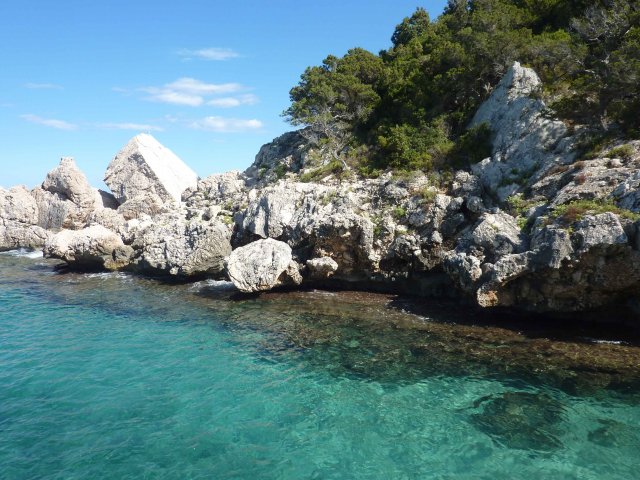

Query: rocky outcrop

[31,157,117,231]
[42,157,99,210]
[129,213,232,277]
[43,225,133,270]
[0,186,50,250]
[307,257,339,279]
[225,238,301,292]
[244,130,310,185]
[471,61,574,201]
[105,133,198,208]
[3,62,640,317]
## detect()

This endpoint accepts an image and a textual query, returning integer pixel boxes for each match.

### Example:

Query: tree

[283,1,640,176]
[284,49,384,169]
[568,0,638,128]
[391,7,431,47]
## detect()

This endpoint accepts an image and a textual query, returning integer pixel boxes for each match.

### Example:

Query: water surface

[1,251,639,479]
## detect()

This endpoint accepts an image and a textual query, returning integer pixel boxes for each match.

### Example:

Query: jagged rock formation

[2,63,640,316]
[471,61,574,201]
[128,213,232,276]
[0,186,50,250]
[244,130,310,185]
[43,225,133,270]
[35,157,115,230]
[0,157,117,251]
[105,133,198,218]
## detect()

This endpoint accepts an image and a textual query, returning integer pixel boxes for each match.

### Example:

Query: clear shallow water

[1,253,640,479]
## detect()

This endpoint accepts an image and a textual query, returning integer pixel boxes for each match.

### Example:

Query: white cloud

[142,77,244,106]
[207,94,259,108]
[21,114,77,131]
[98,122,164,132]
[190,116,263,133]
[144,88,203,106]
[178,48,239,61]
[164,114,181,123]
[166,78,242,95]
[24,82,63,90]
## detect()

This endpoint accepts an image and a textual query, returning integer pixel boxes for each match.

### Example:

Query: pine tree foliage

[285,0,640,174]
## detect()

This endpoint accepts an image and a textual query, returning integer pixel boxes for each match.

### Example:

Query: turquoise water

[1,252,640,479]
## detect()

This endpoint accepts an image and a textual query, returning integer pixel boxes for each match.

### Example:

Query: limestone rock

[573,213,627,253]
[613,169,640,212]
[242,186,302,239]
[469,212,524,258]
[43,225,133,270]
[225,238,298,292]
[471,62,572,200]
[245,130,309,184]
[1,185,38,225]
[443,252,483,292]
[530,224,574,269]
[42,157,97,209]
[30,188,79,230]
[86,208,128,237]
[183,171,247,205]
[105,133,198,205]
[290,194,375,276]
[0,186,50,250]
[117,192,169,220]
[551,159,635,207]
[31,158,115,231]
[130,213,232,277]
[307,256,339,279]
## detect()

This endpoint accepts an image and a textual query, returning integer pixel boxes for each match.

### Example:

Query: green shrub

[551,199,640,224]
[299,160,344,182]
[273,163,288,179]
[448,122,493,168]
[418,186,437,203]
[391,206,407,220]
[609,144,635,161]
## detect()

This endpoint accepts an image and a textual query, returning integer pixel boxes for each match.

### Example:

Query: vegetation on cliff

[284,0,640,176]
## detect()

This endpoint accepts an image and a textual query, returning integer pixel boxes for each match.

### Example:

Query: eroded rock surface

[105,133,198,205]
[4,63,640,316]
[129,213,232,277]
[0,186,50,250]
[44,225,133,270]
[225,238,301,292]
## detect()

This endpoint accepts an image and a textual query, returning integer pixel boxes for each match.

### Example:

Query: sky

[0,1,447,189]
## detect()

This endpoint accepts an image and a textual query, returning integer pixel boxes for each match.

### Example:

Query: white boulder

[225,238,301,292]
[105,133,198,205]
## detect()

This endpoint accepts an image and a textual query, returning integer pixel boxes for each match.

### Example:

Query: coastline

[2,64,640,319]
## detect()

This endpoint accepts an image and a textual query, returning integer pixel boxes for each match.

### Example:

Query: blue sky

[0,1,447,189]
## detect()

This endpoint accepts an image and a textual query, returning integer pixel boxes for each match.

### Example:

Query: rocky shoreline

[2,63,640,317]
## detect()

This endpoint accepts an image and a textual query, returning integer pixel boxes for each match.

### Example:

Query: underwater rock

[470,391,566,451]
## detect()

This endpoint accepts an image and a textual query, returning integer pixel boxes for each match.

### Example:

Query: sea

[1,250,639,479]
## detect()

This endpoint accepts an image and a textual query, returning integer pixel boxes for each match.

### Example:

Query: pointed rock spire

[104,133,198,204]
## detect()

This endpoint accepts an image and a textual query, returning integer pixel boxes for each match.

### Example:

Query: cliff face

[2,63,640,315]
